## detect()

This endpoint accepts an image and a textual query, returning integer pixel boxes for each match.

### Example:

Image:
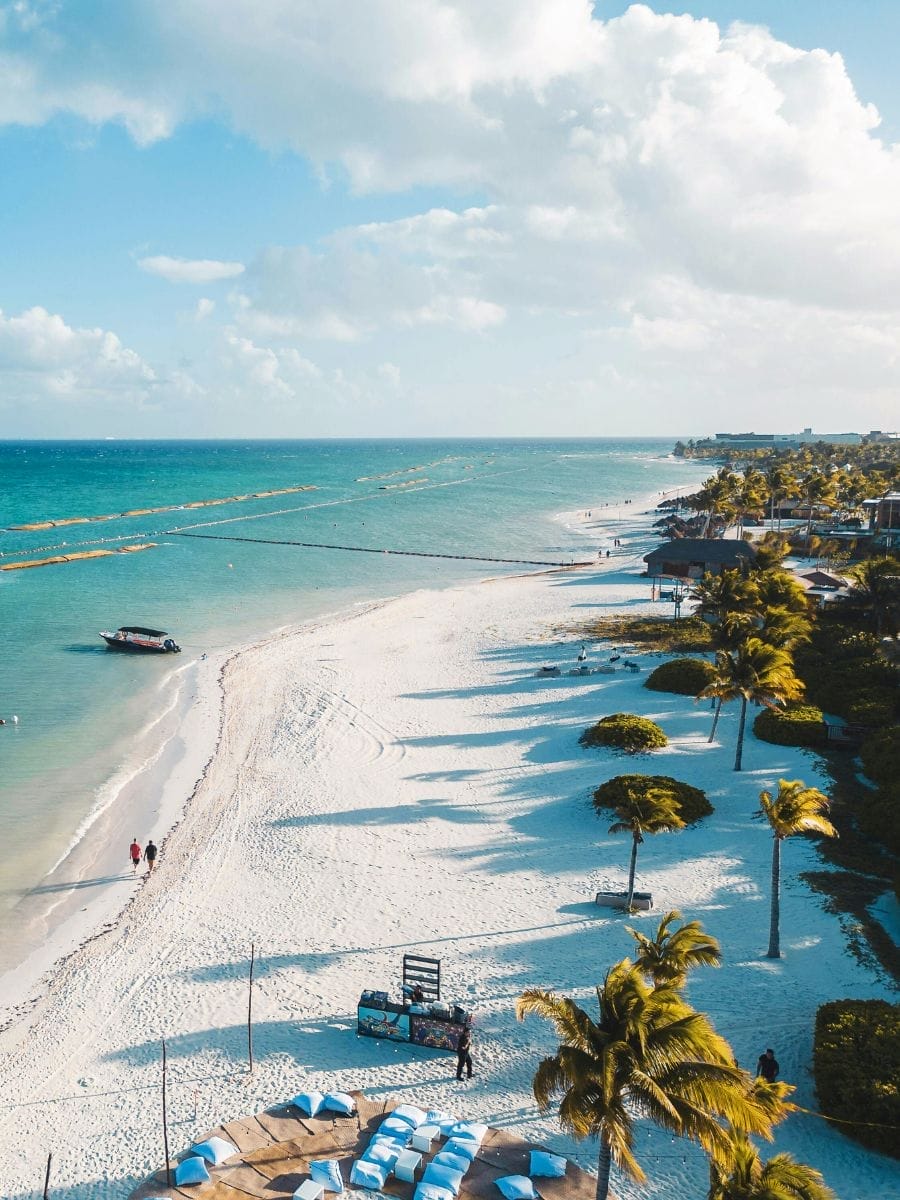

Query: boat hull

[100,630,181,653]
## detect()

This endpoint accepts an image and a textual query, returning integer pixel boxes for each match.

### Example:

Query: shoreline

[0,477,697,1029]
[0,484,894,1196]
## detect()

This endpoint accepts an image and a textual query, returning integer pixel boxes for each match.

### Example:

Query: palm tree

[755,606,812,652]
[608,789,685,911]
[516,963,774,1200]
[709,1134,836,1200]
[757,780,837,958]
[754,569,811,615]
[842,556,900,638]
[763,462,797,531]
[627,910,721,988]
[691,569,760,625]
[800,471,836,552]
[698,640,803,770]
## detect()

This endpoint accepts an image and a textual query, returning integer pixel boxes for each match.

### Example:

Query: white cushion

[292,1091,326,1118]
[192,1136,238,1166]
[447,1121,488,1146]
[529,1150,566,1178]
[174,1157,210,1186]
[379,1115,414,1141]
[433,1150,471,1175]
[350,1158,389,1190]
[414,1185,455,1200]
[309,1158,344,1193]
[496,1177,539,1200]
[444,1138,477,1163]
[392,1103,429,1128]
[322,1091,355,1115]
[422,1163,464,1197]
[362,1141,401,1170]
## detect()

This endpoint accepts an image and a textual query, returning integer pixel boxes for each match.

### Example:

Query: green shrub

[592,774,713,824]
[580,713,667,753]
[753,702,825,748]
[645,657,715,695]
[861,727,900,786]
[855,780,900,856]
[814,999,900,1158]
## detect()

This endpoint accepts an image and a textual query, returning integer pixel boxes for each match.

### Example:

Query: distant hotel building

[693,428,897,451]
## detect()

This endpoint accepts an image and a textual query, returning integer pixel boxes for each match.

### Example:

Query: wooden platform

[128,1091,596,1198]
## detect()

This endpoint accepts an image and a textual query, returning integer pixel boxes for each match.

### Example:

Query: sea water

[0,438,699,973]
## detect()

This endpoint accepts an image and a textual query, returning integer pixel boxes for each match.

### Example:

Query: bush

[814,999,900,1159]
[580,714,668,753]
[753,702,825,748]
[645,657,715,695]
[861,727,900,786]
[592,775,713,824]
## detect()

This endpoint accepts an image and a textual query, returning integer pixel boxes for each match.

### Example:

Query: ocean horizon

[0,437,701,984]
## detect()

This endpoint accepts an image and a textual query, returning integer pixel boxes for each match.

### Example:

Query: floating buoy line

[0,460,577,571]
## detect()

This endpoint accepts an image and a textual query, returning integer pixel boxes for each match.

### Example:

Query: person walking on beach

[756,1048,779,1082]
[144,839,158,874]
[456,1026,473,1081]
[129,838,142,873]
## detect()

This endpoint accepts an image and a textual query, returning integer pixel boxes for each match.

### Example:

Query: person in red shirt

[129,838,142,873]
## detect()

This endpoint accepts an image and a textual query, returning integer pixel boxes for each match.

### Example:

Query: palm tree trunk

[625,834,639,912]
[733,696,748,771]
[596,1133,613,1200]
[767,836,782,958]
[708,696,723,743]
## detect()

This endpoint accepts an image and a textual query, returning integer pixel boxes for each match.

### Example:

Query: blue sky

[1,2,898,437]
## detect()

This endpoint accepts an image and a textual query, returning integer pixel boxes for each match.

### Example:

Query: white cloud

[4,3,900,432]
[139,256,245,284]
[195,297,216,320]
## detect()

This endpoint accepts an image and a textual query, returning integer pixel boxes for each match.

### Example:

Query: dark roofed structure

[644,538,757,579]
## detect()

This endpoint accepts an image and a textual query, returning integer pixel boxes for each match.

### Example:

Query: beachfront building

[691,428,863,451]
[643,538,757,580]
[862,492,900,549]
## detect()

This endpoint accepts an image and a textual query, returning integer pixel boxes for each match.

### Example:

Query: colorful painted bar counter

[357,991,470,1052]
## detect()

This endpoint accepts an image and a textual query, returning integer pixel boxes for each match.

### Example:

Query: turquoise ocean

[0,439,699,974]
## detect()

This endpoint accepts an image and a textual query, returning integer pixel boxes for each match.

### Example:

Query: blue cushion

[496,1177,539,1200]
[174,1157,211,1186]
[422,1163,464,1196]
[444,1138,477,1163]
[414,1185,455,1200]
[379,1115,414,1141]
[430,1112,460,1136]
[529,1150,566,1178]
[433,1150,471,1175]
[323,1091,355,1115]
[192,1136,238,1165]
[393,1102,428,1128]
[292,1090,326,1117]
[350,1158,389,1190]
[447,1121,488,1145]
[362,1141,401,1170]
[310,1158,345,1193]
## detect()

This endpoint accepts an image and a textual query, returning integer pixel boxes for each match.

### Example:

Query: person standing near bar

[456,1026,473,1081]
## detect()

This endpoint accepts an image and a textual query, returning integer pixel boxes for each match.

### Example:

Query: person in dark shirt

[756,1048,779,1082]
[456,1026,473,1081]
[144,840,158,874]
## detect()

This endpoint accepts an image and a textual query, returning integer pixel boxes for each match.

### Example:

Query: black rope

[165,529,593,569]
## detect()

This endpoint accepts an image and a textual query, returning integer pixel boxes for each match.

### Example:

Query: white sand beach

[0,507,896,1200]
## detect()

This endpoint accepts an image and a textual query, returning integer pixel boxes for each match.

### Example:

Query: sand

[0,506,896,1200]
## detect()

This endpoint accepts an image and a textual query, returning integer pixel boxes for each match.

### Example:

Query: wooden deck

[128,1092,596,1199]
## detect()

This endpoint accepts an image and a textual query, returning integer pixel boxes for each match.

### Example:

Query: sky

[1,1,899,438]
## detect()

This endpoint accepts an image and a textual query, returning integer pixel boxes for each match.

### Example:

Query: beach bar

[358,955,471,1052]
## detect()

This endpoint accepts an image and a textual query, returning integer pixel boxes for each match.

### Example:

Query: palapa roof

[644,538,757,566]
[128,1091,597,1200]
